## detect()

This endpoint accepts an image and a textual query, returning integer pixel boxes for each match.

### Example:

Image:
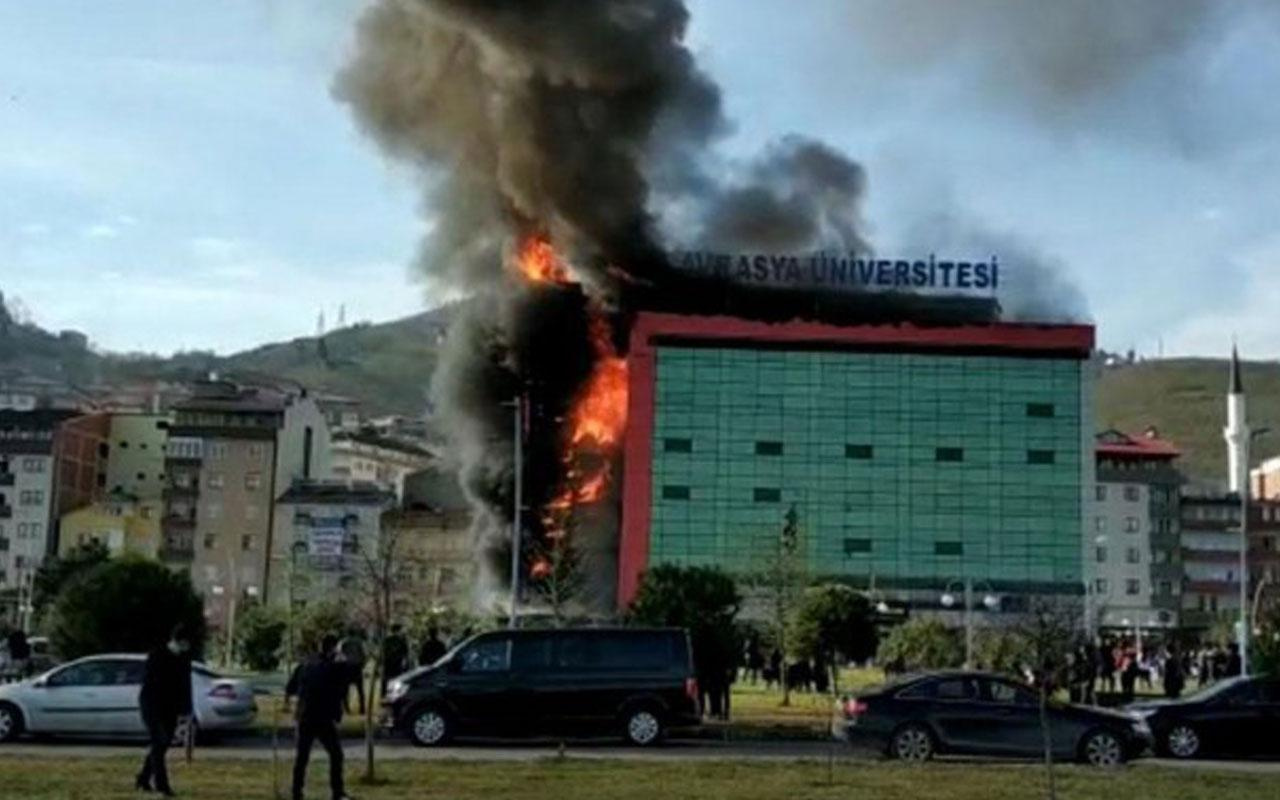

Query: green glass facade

[648,346,1086,593]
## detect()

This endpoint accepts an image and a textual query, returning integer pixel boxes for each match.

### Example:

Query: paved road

[3,735,1280,773]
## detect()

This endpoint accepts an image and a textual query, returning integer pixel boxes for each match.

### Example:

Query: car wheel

[1081,729,1125,768]
[408,707,451,747]
[1164,723,1201,759]
[890,723,935,762]
[622,707,665,747]
[0,702,24,743]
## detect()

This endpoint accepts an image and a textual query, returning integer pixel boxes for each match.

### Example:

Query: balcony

[159,543,195,561]
[162,513,197,530]
[162,483,199,500]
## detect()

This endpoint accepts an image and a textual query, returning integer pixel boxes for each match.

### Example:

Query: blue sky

[3,1,1279,357]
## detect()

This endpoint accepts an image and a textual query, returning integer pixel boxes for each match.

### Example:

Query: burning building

[334,0,1095,616]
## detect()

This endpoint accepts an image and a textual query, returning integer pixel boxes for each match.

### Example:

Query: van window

[458,637,511,673]
[551,632,676,671]
[512,635,553,672]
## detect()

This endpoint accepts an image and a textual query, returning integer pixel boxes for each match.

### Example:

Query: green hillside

[1096,358,1280,485]
[5,291,1276,482]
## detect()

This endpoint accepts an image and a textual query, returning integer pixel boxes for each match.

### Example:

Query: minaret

[1225,345,1249,494]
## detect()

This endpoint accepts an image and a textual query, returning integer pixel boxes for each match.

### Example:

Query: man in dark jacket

[381,625,408,694]
[417,627,447,667]
[136,625,194,796]
[287,634,355,800]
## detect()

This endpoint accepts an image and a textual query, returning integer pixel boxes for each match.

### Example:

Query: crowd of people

[1053,640,1243,705]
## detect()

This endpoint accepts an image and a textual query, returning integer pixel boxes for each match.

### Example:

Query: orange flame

[515,235,572,285]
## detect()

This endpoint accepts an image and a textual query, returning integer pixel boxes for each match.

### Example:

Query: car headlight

[384,679,408,704]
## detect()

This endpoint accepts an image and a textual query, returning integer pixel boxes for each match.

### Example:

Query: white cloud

[83,223,119,239]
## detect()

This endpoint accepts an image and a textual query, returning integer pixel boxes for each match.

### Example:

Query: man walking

[287,634,353,800]
[136,625,194,796]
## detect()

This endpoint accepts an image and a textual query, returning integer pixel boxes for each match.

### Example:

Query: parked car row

[0,654,257,743]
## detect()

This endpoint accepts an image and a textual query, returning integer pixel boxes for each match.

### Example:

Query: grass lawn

[0,756,1274,800]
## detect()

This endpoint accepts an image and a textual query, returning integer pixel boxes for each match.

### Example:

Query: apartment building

[161,380,330,623]
[0,409,78,591]
[267,479,396,608]
[1089,429,1183,633]
[330,427,433,501]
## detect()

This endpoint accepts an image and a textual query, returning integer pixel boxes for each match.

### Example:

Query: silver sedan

[0,653,257,742]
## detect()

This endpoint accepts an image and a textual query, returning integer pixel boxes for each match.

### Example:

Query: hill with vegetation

[1096,358,1280,485]
[3,291,1275,482]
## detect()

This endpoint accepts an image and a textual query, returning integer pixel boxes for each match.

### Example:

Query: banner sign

[671,251,999,293]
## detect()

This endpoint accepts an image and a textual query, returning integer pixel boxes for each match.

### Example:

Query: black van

[382,627,700,746]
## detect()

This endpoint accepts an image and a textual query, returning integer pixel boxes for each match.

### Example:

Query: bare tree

[745,504,808,706]
[527,517,587,627]
[351,511,420,785]
[1014,598,1086,800]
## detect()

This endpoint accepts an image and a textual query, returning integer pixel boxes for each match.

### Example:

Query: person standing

[1225,643,1242,677]
[136,625,194,797]
[417,627,447,668]
[1163,647,1186,699]
[287,634,353,800]
[381,625,408,694]
[5,629,31,680]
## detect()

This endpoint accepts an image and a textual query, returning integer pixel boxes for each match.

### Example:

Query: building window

[1027,449,1055,465]
[1095,579,1109,594]
[203,533,215,550]
[1158,581,1174,596]
[19,490,44,506]
[843,538,872,554]
[1026,402,1055,418]
[755,441,783,456]
[661,485,690,501]
[1096,518,1107,533]
[934,541,963,556]
[1097,485,1108,502]
[207,503,222,521]
[845,444,874,460]
[1095,547,1107,563]
[248,444,264,461]
[136,471,146,481]
[1124,517,1139,533]
[753,487,781,503]
[245,504,259,521]
[208,443,227,460]
[1124,485,1141,502]
[22,458,45,473]
[207,473,224,490]
[936,447,964,463]
[1125,579,1141,596]
[117,441,129,449]
[1126,547,1141,564]
[241,534,254,551]
[245,472,262,490]
[663,438,692,453]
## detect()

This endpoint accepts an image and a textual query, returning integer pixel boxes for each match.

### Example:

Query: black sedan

[836,671,1152,767]
[1128,676,1280,759]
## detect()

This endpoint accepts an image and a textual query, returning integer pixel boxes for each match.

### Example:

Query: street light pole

[1240,427,1270,676]
[508,395,523,630]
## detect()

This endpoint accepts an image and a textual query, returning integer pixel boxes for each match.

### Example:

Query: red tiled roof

[1096,429,1181,458]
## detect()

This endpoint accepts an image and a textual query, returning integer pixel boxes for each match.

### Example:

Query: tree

[742,504,808,705]
[1253,600,1280,677]
[47,556,206,659]
[628,564,741,717]
[973,627,1027,677]
[527,510,588,626]
[1013,599,1086,800]
[876,618,964,674]
[792,583,877,693]
[32,541,110,618]
[235,601,287,672]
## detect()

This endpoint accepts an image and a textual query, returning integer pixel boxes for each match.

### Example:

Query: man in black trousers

[136,624,194,796]
[287,634,354,800]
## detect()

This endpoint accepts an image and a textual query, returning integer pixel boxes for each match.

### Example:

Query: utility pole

[508,395,524,630]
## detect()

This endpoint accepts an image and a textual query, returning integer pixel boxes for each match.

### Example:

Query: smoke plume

[334,0,992,611]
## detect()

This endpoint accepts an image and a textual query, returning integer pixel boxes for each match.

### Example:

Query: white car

[0,653,257,743]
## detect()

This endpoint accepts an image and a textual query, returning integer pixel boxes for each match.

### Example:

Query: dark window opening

[661,485,690,501]
[1028,449,1056,465]
[843,538,872,554]
[755,441,783,456]
[303,426,314,479]
[753,487,781,503]
[845,444,874,460]
[936,447,964,463]
[1026,403,1055,418]
[935,541,964,556]
[663,438,692,453]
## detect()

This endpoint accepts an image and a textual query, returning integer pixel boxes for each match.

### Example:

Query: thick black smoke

[334,0,979,610]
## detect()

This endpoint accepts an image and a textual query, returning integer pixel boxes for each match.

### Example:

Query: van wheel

[622,707,664,747]
[408,707,451,747]
[0,702,24,743]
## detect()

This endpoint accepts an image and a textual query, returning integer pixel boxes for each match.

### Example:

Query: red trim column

[617,317,658,608]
